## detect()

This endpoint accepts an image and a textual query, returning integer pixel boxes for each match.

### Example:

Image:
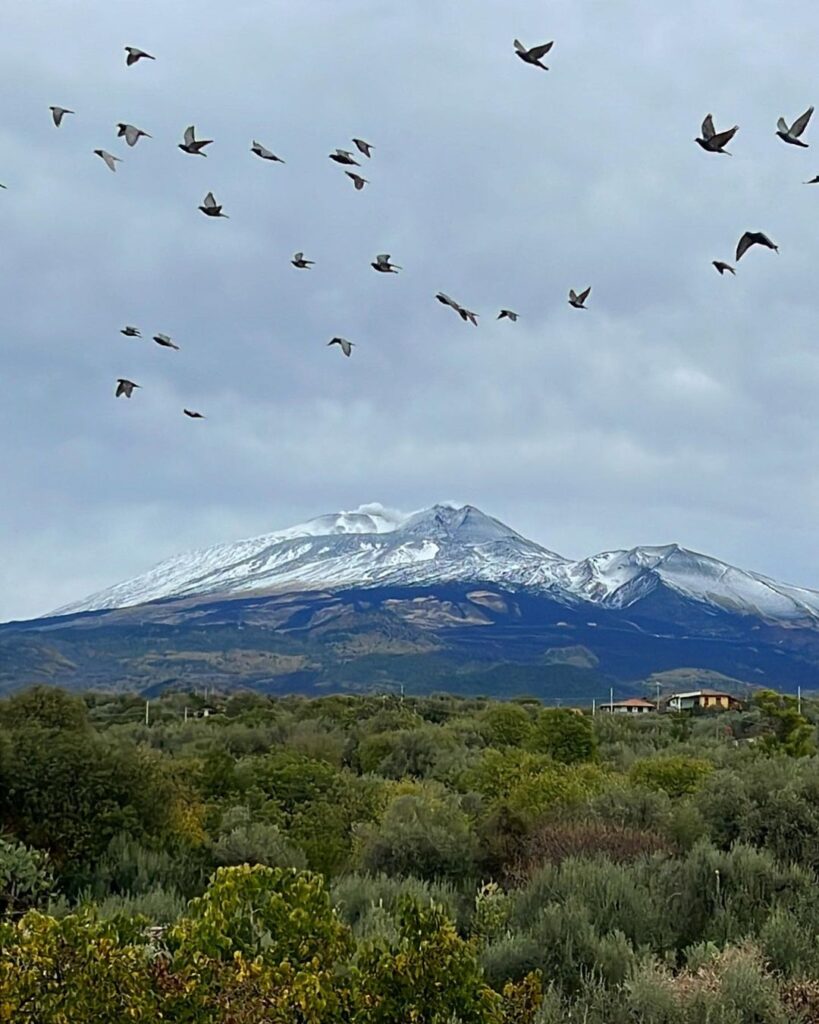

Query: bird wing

[376,254,390,264]
[708,126,738,149]
[528,41,554,59]
[791,106,814,137]
[701,114,715,140]
[776,116,790,134]
[735,232,754,261]
[436,292,458,309]
[513,39,526,53]
[755,232,776,249]
[184,125,195,146]
[293,252,304,262]
[578,286,591,303]
[568,289,578,302]
[124,125,139,146]
[203,192,217,208]
[99,151,118,171]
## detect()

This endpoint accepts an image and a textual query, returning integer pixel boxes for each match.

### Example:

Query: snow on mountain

[52,503,819,624]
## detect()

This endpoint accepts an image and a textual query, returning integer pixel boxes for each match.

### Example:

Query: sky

[4,0,819,622]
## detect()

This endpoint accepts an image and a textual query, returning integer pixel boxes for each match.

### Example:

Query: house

[666,689,742,712]
[600,698,657,714]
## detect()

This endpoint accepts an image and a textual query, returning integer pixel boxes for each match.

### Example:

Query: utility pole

[184,706,188,723]
[609,687,614,712]
[592,699,596,717]
[144,699,150,727]
[798,686,802,715]
[655,680,662,712]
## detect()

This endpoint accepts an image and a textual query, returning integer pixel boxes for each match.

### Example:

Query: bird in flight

[569,286,591,308]
[125,47,155,66]
[804,175,819,183]
[328,337,354,356]
[329,149,360,166]
[292,252,314,269]
[514,39,554,70]
[735,231,779,261]
[0,184,7,190]
[179,126,212,156]
[50,106,74,127]
[115,378,140,398]
[436,292,477,324]
[116,123,151,147]
[251,141,284,162]
[371,254,401,273]
[353,138,374,158]
[776,106,813,147]
[94,149,121,172]
[153,333,180,350]
[199,192,228,218]
[498,309,519,321]
[346,172,368,190]
[121,325,142,337]
[695,114,738,154]
[712,261,736,276]
[183,409,205,419]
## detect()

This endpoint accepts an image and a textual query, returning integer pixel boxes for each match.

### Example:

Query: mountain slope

[53,503,819,626]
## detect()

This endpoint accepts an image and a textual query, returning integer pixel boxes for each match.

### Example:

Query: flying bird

[115,378,140,398]
[328,337,354,356]
[804,175,819,183]
[120,325,142,337]
[436,292,463,312]
[125,47,155,66]
[0,184,6,190]
[94,149,121,172]
[735,231,779,261]
[346,172,368,190]
[153,333,180,350]
[776,106,814,147]
[371,254,401,273]
[712,261,736,276]
[116,123,151,147]
[329,149,360,166]
[569,286,591,308]
[199,192,228,217]
[695,114,738,154]
[352,138,374,158]
[178,126,212,156]
[50,106,74,127]
[498,309,519,321]
[183,409,205,419]
[251,141,284,162]
[291,252,314,269]
[514,39,553,70]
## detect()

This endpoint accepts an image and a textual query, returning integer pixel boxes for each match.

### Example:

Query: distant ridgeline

[4,504,819,696]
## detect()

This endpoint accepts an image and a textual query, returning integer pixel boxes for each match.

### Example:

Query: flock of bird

[3,37,816,421]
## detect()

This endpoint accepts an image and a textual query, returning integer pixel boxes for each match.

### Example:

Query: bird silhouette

[371,254,401,273]
[736,231,778,261]
[116,123,151,147]
[695,114,738,154]
[776,107,813,147]
[291,252,314,269]
[49,106,74,127]
[179,126,212,156]
[353,138,374,158]
[346,172,368,190]
[569,287,591,308]
[251,141,284,162]
[514,39,553,70]
[115,379,140,398]
[120,326,142,337]
[329,149,359,166]
[199,192,228,218]
[328,337,354,356]
[153,333,180,350]
[94,149,121,172]
[183,409,205,419]
[498,310,519,321]
[712,261,736,276]
[125,47,155,66]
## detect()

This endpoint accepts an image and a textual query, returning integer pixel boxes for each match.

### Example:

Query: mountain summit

[53,503,819,624]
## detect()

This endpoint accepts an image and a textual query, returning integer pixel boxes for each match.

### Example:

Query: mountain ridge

[50,502,819,627]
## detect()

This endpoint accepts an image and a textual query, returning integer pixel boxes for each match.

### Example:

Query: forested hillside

[0,686,818,1021]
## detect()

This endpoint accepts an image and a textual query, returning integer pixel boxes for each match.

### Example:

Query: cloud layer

[3,0,819,620]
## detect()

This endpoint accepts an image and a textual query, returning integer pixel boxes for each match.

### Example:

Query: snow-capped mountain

[52,503,819,625]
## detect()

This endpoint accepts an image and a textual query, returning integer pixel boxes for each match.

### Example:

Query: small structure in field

[666,689,742,712]
[601,697,656,715]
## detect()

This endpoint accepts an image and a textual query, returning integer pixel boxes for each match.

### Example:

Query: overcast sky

[4,0,819,622]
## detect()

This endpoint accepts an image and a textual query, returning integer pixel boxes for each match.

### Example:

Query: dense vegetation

[1,685,818,1021]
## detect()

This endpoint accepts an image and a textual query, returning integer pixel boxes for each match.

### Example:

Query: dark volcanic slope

[2,581,817,697]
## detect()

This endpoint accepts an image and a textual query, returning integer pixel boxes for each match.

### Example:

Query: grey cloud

[3,0,819,621]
